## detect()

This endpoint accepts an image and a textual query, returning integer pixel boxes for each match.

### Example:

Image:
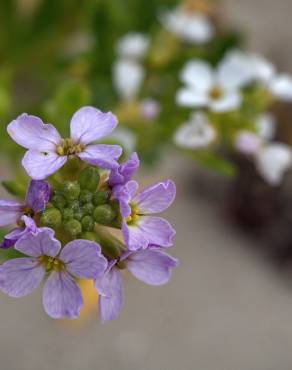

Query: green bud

[51,194,67,209]
[79,189,92,204]
[62,208,74,221]
[62,181,80,201]
[81,231,101,243]
[82,203,94,215]
[79,167,100,192]
[64,219,82,237]
[94,205,116,225]
[2,181,26,198]
[40,208,62,228]
[92,190,111,206]
[81,215,95,231]
[74,209,85,221]
[68,200,80,212]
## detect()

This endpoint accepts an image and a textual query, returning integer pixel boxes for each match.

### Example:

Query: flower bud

[93,205,116,225]
[62,208,74,221]
[68,200,80,212]
[62,181,80,202]
[40,208,62,228]
[74,209,85,221]
[79,167,100,192]
[64,219,82,237]
[79,189,92,204]
[81,231,101,243]
[81,215,95,231]
[92,190,111,206]
[51,194,67,209]
[82,203,94,215]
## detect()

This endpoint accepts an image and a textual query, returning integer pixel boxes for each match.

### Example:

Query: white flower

[116,33,150,60]
[255,143,292,186]
[113,59,145,101]
[255,113,276,141]
[173,112,216,149]
[176,59,244,112]
[160,8,214,44]
[220,50,292,101]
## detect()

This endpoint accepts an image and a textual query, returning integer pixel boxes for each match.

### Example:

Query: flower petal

[25,180,51,213]
[176,88,209,108]
[70,106,118,145]
[94,265,124,323]
[209,91,241,112]
[180,60,214,90]
[0,258,45,297]
[122,220,149,251]
[22,150,67,180]
[134,216,176,248]
[108,152,140,187]
[0,200,22,227]
[60,240,107,279]
[42,271,83,319]
[2,215,38,248]
[78,144,122,169]
[125,249,178,285]
[7,113,61,151]
[256,113,276,141]
[270,74,292,101]
[15,227,61,257]
[133,180,176,214]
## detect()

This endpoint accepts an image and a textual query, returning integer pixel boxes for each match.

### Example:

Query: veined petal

[78,144,122,169]
[133,180,176,214]
[134,216,176,248]
[0,200,22,227]
[7,113,61,151]
[108,152,140,187]
[25,180,51,213]
[60,240,107,280]
[94,266,124,323]
[125,249,178,285]
[42,271,83,319]
[0,258,45,297]
[180,60,214,90]
[122,220,149,251]
[70,106,118,145]
[22,150,67,180]
[15,228,61,258]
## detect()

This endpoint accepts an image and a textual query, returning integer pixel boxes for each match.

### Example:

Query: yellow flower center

[56,138,83,156]
[38,255,65,272]
[126,204,139,225]
[209,86,223,100]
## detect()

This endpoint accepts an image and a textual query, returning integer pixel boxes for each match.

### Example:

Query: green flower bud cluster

[40,166,121,240]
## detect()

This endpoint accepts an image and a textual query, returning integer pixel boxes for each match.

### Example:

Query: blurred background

[1,0,292,369]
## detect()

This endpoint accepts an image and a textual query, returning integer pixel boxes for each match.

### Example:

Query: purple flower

[0,180,50,248]
[95,248,178,323]
[120,180,176,251]
[108,152,140,188]
[7,106,122,180]
[0,228,107,319]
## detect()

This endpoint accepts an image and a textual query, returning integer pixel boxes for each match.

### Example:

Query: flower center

[126,204,139,225]
[209,86,223,100]
[56,138,83,156]
[38,255,65,272]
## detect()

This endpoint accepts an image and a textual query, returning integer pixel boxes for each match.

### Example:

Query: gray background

[1,1,292,369]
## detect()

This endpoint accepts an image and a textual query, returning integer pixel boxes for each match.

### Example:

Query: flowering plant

[0,106,178,322]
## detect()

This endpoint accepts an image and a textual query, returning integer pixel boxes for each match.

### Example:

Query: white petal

[116,33,149,60]
[255,113,276,141]
[256,143,292,185]
[209,91,241,112]
[176,88,208,107]
[269,74,292,101]
[180,60,214,90]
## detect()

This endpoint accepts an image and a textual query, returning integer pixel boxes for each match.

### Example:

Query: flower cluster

[0,106,177,322]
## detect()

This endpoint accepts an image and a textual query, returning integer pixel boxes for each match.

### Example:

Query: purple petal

[2,215,38,247]
[42,271,83,319]
[25,180,51,213]
[133,180,176,214]
[0,258,45,297]
[0,238,16,249]
[0,200,22,227]
[94,265,124,323]
[108,152,140,187]
[22,150,67,180]
[7,113,61,151]
[15,227,61,258]
[137,216,176,248]
[122,220,149,251]
[60,240,107,279]
[78,144,122,169]
[70,106,118,145]
[125,249,178,285]
[113,181,139,218]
